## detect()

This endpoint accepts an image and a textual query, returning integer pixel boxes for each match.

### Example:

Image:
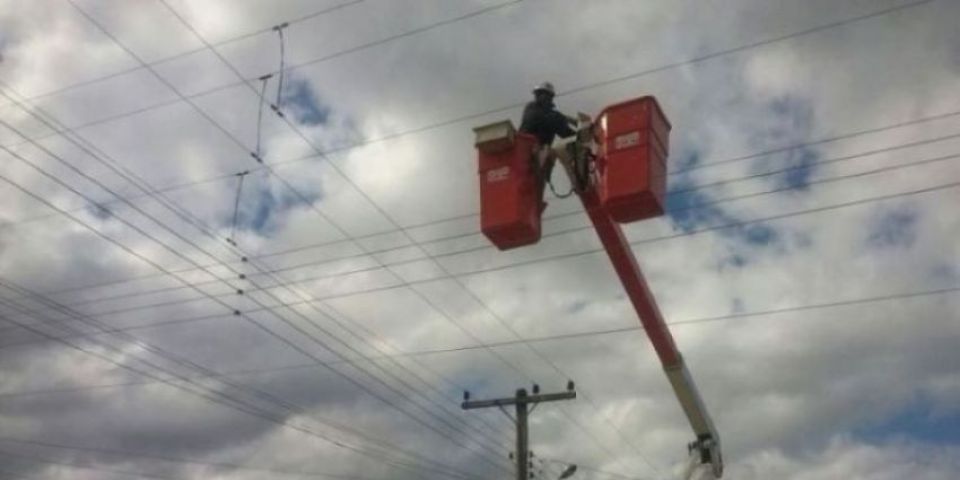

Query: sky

[0,0,958,479]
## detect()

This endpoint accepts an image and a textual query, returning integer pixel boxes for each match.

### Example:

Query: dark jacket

[519,100,575,146]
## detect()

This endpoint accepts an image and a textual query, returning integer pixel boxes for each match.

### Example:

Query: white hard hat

[532,81,556,96]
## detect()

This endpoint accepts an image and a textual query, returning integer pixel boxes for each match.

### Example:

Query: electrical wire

[4,34,518,460]
[129,2,950,469]
[0,447,182,480]
[7,147,955,331]
[2,40,518,472]
[1,0,932,184]
[31,0,643,469]
[0,0,525,155]
[8,0,365,103]
[0,114,514,474]
[6,111,959,306]
[0,286,485,480]
[3,285,956,401]
[0,308,476,480]
[0,0,944,472]
[149,3,669,472]
[0,87,517,458]
[0,437,382,480]
[24,173,957,330]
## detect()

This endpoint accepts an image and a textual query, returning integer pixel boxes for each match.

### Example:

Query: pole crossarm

[462,391,576,409]
[462,386,576,480]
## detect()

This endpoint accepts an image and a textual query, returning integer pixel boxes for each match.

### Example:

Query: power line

[0,162,512,480]
[6,0,365,103]
[0,0,933,184]
[78,0,648,471]
[5,104,958,257]
[16,0,636,468]
[435,181,959,281]
[9,3,520,457]
[0,289,484,480]
[74,176,950,316]
[3,284,954,412]
[0,437,382,480]
[6,110,958,307]
[97,0,947,468]
[0,82,516,465]
[3,4,525,451]
[0,1,940,470]
[0,447,181,480]
[6,146,954,327]
[4,157,954,352]
[0,117,513,475]
[7,57,519,478]
[0,310,469,480]
[152,3,670,472]
[12,0,515,104]
[0,0,525,153]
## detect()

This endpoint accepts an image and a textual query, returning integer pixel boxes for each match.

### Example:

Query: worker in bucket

[519,82,577,207]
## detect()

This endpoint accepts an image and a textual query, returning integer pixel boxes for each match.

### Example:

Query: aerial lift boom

[577,167,722,478]
[473,97,722,477]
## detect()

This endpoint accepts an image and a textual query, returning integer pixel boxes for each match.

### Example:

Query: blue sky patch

[930,264,959,284]
[667,152,784,250]
[282,78,331,126]
[666,152,732,233]
[749,96,820,191]
[867,207,919,249]
[856,400,960,444]
[230,172,322,237]
[741,223,779,246]
[86,203,112,220]
[724,254,748,268]
[567,300,589,314]
[777,147,818,191]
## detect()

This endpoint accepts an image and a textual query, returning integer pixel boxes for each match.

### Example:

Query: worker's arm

[551,111,577,139]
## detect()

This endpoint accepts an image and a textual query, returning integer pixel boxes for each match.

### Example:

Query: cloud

[0,0,958,479]
[866,205,920,249]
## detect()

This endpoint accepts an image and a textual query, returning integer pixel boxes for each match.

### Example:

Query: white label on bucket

[614,131,640,150]
[486,166,510,183]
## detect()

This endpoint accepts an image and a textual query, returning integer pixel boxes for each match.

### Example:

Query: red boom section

[578,188,681,366]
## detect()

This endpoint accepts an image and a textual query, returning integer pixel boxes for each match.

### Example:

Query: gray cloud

[0,0,958,479]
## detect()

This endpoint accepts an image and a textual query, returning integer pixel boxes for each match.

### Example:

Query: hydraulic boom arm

[576,185,722,477]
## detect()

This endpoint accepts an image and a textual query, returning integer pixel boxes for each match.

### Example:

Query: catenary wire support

[252,73,273,163]
[271,22,290,117]
[227,170,250,246]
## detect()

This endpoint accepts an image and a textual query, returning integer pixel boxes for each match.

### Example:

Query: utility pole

[462,382,576,480]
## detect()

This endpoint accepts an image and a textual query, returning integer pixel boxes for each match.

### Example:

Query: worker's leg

[554,146,574,184]
[535,145,554,213]
[541,149,557,185]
